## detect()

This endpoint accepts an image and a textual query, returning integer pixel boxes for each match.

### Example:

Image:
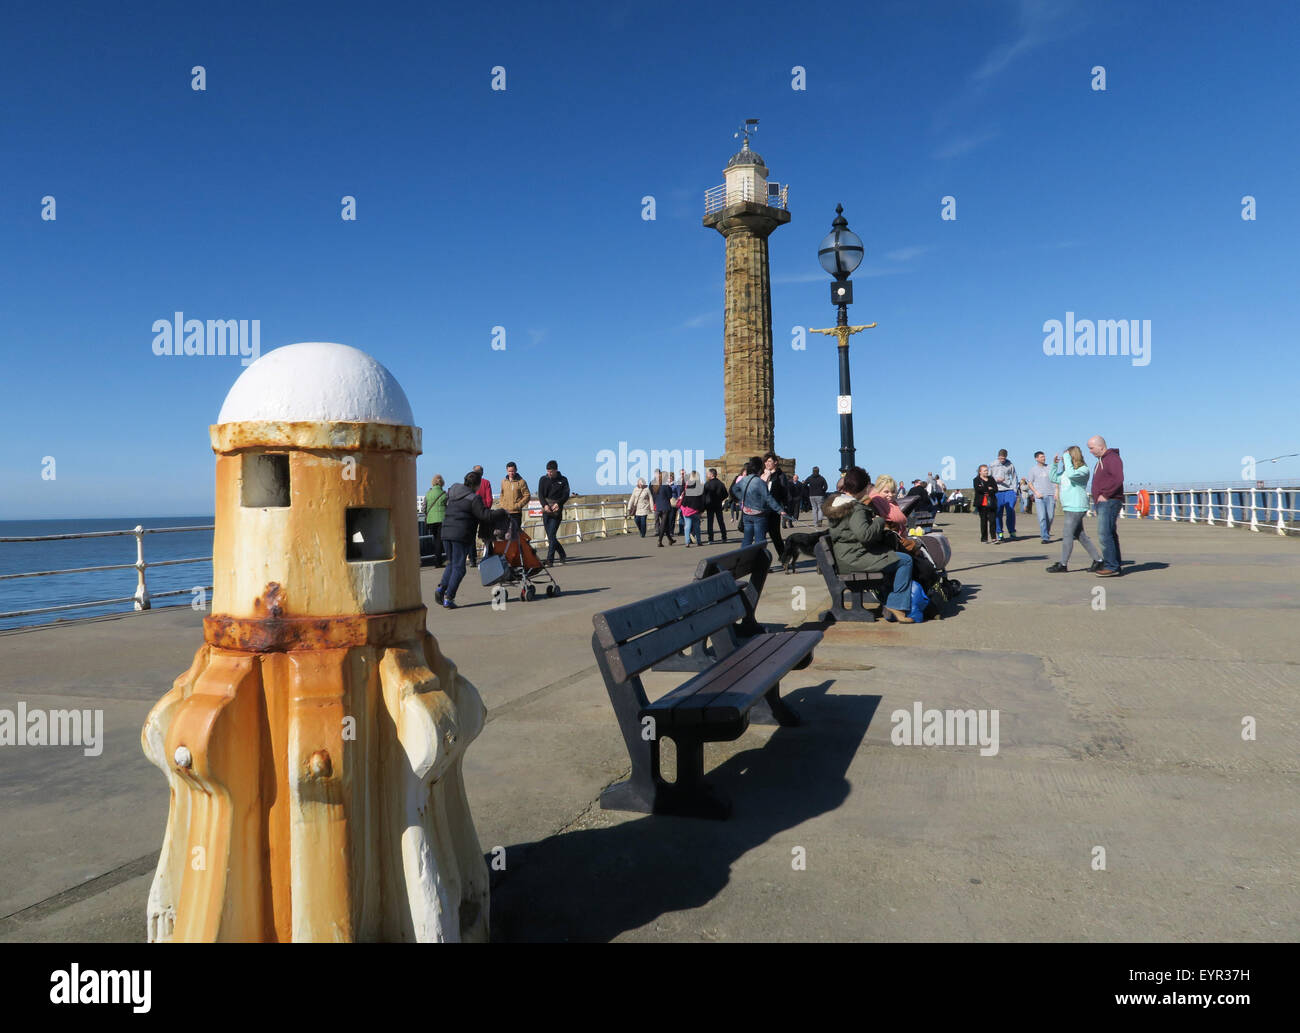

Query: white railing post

[1188,491,1197,523]
[1226,491,1235,528]
[1170,492,1178,522]
[1277,488,1287,536]
[1151,491,1160,520]
[1205,490,1214,526]
[133,525,151,611]
[1249,489,1259,531]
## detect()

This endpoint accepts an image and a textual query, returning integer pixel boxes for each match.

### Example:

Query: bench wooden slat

[593,572,739,649]
[594,574,748,683]
[692,543,770,636]
[644,633,790,719]
[699,632,821,723]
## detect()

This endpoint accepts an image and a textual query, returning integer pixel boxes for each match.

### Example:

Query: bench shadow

[488,681,878,942]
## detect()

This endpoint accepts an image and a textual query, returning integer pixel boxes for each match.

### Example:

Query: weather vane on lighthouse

[734,118,759,149]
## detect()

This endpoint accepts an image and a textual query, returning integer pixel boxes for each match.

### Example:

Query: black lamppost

[811,205,875,473]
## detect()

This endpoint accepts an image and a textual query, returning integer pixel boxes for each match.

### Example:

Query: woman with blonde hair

[866,475,908,535]
[627,477,653,538]
[825,466,917,623]
[1046,446,1103,573]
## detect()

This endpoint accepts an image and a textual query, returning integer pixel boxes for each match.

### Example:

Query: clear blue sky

[2,0,1297,519]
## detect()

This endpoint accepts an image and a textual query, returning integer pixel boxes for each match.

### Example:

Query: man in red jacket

[471,464,493,567]
[1088,436,1124,576]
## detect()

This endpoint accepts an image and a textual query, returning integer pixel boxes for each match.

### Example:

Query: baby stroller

[479,509,561,602]
[907,528,962,618]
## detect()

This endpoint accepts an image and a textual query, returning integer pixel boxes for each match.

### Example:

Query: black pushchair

[906,528,962,617]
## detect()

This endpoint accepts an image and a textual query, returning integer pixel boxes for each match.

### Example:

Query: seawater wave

[0,518,214,631]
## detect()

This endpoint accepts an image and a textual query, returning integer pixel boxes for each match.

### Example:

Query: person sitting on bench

[824,467,918,625]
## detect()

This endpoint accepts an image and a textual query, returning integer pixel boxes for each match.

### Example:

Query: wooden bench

[815,537,886,623]
[593,572,822,819]
[653,543,771,671]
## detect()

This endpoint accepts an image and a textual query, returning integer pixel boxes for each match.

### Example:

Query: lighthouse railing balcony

[705,181,789,215]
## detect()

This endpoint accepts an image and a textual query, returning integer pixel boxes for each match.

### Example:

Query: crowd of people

[415,434,1125,613]
[970,437,1125,576]
[418,461,572,609]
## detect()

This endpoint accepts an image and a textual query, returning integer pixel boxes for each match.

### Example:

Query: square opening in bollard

[241,453,290,508]
[346,507,393,562]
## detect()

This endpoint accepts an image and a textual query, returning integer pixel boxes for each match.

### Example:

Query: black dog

[779,530,829,573]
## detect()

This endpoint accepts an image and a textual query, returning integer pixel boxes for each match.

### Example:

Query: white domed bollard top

[217,342,414,426]
[207,341,424,626]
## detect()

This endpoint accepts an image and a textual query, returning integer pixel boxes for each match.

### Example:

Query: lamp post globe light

[810,204,876,473]
[818,204,864,295]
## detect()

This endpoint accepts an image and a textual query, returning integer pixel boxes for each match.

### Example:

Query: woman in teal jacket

[1046,446,1102,573]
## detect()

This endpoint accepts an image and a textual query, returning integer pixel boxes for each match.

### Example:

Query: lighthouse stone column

[703,140,792,483]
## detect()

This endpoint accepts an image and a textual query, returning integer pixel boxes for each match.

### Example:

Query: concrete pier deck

[1,514,1296,942]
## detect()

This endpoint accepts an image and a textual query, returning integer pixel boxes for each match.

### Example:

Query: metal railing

[0,525,214,621]
[704,180,789,214]
[1119,481,1298,536]
[418,499,640,550]
[4,500,644,624]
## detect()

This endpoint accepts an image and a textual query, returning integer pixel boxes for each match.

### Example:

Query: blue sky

[2,0,1297,519]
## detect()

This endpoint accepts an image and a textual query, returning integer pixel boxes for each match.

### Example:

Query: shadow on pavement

[489,681,879,941]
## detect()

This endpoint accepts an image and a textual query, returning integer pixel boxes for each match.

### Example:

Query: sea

[0,518,214,631]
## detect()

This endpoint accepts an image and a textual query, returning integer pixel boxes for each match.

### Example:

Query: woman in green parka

[824,466,917,623]
[425,474,448,568]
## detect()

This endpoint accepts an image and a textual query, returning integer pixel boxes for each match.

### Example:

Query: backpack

[922,577,963,620]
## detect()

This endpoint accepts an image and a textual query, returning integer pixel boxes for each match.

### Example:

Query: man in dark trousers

[537,459,571,565]
[805,466,829,527]
[702,467,729,544]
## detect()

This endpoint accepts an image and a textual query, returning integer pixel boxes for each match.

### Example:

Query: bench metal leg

[651,734,731,819]
[750,682,801,727]
[600,733,732,819]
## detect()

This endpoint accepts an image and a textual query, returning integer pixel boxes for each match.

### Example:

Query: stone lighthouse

[703,122,791,481]
[141,341,488,943]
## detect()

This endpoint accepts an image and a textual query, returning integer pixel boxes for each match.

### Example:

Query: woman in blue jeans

[732,458,784,548]
[825,466,917,622]
[435,470,490,609]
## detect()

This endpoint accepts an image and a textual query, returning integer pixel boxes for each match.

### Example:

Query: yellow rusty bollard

[141,341,488,943]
